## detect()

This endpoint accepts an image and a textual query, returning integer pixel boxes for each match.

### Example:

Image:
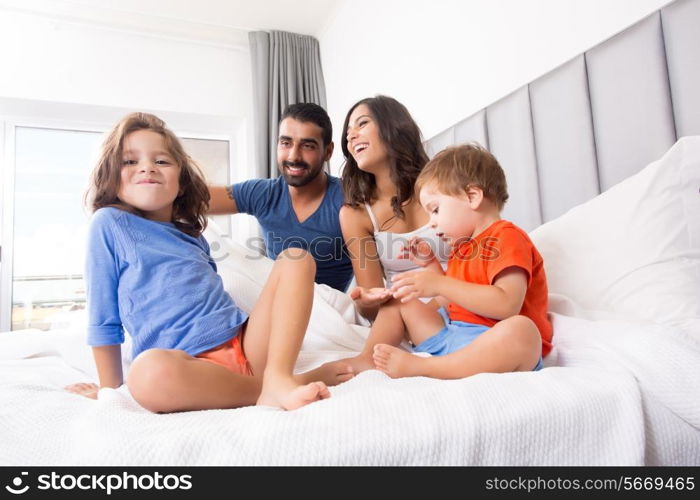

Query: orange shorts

[196,329,252,376]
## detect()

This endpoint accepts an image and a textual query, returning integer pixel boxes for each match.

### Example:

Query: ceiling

[75,0,342,34]
[0,0,343,47]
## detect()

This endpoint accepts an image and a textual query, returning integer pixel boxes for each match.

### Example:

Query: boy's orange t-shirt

[445,219,553,357]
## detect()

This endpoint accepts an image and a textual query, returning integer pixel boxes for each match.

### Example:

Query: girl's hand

[65,382,99,400]
[349,286,393,308]
[398,237,437,268]
[391,270,442,303]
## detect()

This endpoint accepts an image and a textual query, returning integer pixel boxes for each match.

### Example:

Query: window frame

[0,116,235,332]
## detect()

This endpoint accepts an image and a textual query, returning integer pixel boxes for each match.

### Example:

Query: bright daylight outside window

[10,126,229,331]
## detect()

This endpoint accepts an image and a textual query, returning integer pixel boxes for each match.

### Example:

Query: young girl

[339,96,450,370]
[66,112,351,412]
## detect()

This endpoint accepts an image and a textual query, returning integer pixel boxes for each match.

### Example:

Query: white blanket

[1,305,699,465]
[1,230,699,465]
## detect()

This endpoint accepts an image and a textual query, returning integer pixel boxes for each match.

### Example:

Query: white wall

[0,6,258,266]
[0,8,251,135]
[319,0,673,174]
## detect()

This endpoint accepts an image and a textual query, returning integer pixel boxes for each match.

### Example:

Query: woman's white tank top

[364,203,451,286]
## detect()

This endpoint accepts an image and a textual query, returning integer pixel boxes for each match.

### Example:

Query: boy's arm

[399,236,445,275]
[418,256,445,275]
[434,267,528,320]
[392,266,528,320]
[431,296,450,308]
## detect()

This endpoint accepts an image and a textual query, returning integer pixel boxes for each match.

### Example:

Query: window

[1,123,231,332]
[10,127,98,331]
[180,136,231,237]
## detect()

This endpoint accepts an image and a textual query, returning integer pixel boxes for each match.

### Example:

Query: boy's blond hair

[416,143,509,210]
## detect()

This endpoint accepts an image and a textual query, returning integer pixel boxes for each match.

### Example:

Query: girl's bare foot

[372,344,426,378]
[256,378,330,410]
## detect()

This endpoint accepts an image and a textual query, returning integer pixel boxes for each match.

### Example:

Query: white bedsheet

[1,302,698,465]
[1,223,699,465]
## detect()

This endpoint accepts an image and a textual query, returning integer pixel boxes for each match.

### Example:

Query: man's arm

[208,185,239,215]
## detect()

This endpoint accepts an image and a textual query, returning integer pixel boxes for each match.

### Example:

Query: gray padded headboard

[425,0,700,231]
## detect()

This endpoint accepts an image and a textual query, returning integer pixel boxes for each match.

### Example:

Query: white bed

[2,0,700,465]
[1,136,699,466]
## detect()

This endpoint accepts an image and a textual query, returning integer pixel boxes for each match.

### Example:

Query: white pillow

[529,136,700,327]
[203,220,274,315]
[202,220,370,355]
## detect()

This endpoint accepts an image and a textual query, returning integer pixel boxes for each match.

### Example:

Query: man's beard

[280,161,324,187]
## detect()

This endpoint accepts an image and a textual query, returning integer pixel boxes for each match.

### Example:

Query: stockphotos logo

[4,472,29,495]
[3,471,193,496]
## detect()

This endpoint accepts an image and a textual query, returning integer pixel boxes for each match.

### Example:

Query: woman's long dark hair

[341,95,428,226]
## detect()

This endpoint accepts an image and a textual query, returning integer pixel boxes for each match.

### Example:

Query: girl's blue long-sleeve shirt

[85,207,248,359]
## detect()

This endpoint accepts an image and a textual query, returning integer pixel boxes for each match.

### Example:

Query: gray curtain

[248,30,327,179]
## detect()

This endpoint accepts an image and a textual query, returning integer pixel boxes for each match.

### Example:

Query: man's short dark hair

[280,103,333,146]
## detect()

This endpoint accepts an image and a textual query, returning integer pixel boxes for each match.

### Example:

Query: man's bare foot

[256,378,330,410]
[298,361,354,387]
[372,344,426,378]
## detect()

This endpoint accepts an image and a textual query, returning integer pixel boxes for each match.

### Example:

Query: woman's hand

[349,286,393,309]
[65,382,100,400]
[398,236,438,268]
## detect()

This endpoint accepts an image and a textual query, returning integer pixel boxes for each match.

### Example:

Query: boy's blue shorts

[412,308,543,371]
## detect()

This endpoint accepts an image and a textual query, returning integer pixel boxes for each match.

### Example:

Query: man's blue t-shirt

[232,174,353,291]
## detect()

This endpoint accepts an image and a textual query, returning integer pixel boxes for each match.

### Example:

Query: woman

[340,96,450,321]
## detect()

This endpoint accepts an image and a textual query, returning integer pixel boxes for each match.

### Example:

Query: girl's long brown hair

[341,95,428,226]
[86,112,209,237]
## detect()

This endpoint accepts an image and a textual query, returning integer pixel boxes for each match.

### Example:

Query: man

[209,103,353,292]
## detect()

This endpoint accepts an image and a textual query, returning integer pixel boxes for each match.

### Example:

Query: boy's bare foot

[257,378,330,410]
[298,361,354,387]
[372,344,426,378]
